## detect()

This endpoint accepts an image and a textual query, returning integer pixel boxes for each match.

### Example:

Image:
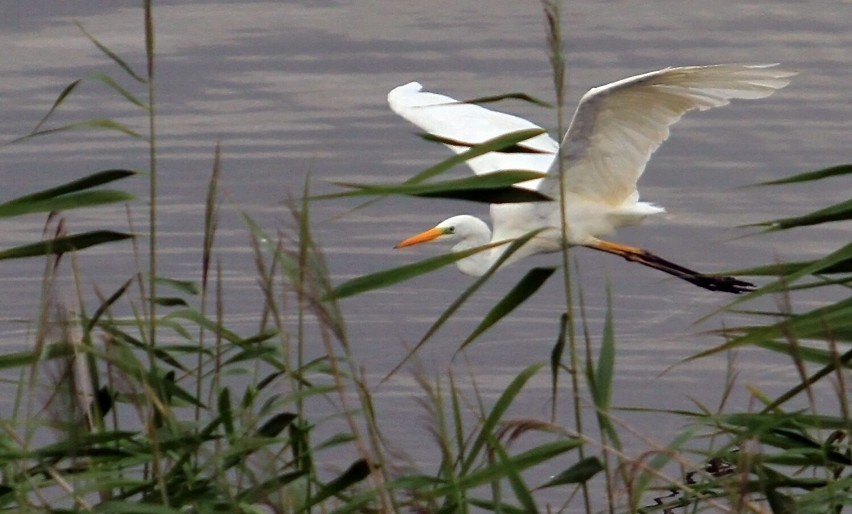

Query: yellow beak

[394,227,445,248]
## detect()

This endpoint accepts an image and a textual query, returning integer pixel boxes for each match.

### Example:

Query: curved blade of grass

[550,312,568,410]
[0,190,133,218]
[700,241,852,322]
[321,170,550,204]
[730,257,852,276]
[465,498,529,514]
[9,119,146,145]
[446,439,581,497]
[86,277,134,332]
[404,128,547,184]
[162,309,244,345]
[24,79,81,136]
[236,207,299,278]
[462,91,553,109]
[0,343,74,369]
[328,240,508,301]
[487,433,539,514]
[539,456,604,488]
[744,197,852,231]
[155,277,199,296]
[336,128,547,215]
[93,502,182,513]
[420,133,553,155]
[381,229,546,382]
[462,363,544,473]
[2,170,136,205]
[753,163,852,186]
[455,266,555,355]
[235,471,308,504]
[686,296,852,363]
[749,340,852,366]
[75,20,145,83]
[88,72,148,109]
[300,459,371,513]
[404,441,581,504]
[0,230,132,260]
[587,286,620,447]
[761,348,852,412]
[629,427,698,511]
[257,412,297,437]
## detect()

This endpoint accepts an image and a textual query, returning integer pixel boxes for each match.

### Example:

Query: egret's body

[391,64,795,293]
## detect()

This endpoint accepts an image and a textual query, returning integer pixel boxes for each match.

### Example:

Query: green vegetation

[0,2,848,513]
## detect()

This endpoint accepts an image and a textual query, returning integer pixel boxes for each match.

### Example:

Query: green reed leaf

[0,230,132,260]
[754,163,852,186]
[456,267,555,354]
[324,170,550,204]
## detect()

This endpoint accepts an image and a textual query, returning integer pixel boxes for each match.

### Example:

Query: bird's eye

[446,226,455,234]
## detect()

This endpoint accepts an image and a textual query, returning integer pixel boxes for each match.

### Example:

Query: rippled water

[1,1,849,509]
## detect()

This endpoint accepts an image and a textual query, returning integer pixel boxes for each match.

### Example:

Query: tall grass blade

[162,309,244,345]
[382,230,545,382]
[487,433,539,513]
[746,197,852,231]
[753,163,852,186]
[403,128,547,184]
[24,79,81,136]
[0,190,134,218]
[719,241,852,312]
[761,348,852,412]
[155,277,199,296]
[300,458,371,512]
[539,456,604,488]
[12,118,146,143]
[461,363,544,473]
[0,169,136,206]
[88,72,149,109]
[419,133,552,155]
[341,128,548,215]
[629,427,698,511]
[237,208,298,278]
[257,412,297,437]
[460,91,553,108]
[328,240,508,301]
[86,277,134,331]
[75,20,146,83]
[439,439,582,497]
[588,286,620,446]
[731,258,852,276]
[749,341,852,367]
[0,230,132,260]
[456,266,555,354]
[92,502,181,513]
[687,296,852,361]
[321,170,550,204]
[0,343,73,369]
[549,312,568,416]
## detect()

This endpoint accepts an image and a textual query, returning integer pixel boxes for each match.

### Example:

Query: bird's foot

[690,274,755,294]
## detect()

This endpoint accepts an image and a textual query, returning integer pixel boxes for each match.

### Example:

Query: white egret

[390,64,794,293]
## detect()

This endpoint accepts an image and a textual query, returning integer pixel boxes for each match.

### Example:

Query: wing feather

[387,82,558,188]
[543,64,796,205]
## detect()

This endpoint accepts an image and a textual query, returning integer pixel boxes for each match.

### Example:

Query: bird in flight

[390,64,794,294]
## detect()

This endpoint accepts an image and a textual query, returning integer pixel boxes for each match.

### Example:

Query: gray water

[1,1,850,510]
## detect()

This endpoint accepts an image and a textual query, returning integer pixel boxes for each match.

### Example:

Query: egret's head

[394,215,483,248]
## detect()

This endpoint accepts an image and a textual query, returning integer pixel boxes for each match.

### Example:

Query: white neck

[451,221,496,277]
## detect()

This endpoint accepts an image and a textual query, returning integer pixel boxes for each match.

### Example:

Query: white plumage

[391,64,795,293]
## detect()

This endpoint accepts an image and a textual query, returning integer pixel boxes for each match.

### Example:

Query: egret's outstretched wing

[388,82,558,188]
[543,64,796,205]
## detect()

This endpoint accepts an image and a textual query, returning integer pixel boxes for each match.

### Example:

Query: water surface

[1,1,849,510]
